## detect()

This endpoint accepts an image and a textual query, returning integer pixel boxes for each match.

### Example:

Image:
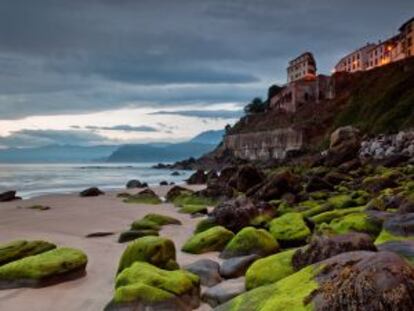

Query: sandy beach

[0,185,217,311]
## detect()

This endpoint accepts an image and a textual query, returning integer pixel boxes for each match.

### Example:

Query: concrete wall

[224,128,303,161]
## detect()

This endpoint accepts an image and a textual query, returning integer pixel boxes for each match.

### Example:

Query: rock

[305,176,334,192]
[324,212,382,236]
[327,194,355,209]
[375,213,414,244]
[324,171,351,185]
[338,158,361,172]
[166,186,194,202]
[187,170,207,185]
[0,240,56,266]
[0,247,87,289]
[211,197,258,233]
[184,259,222,287]
[130,219,161,231]
[194,217,218,234]
[219,255,259,279]
[206,170,219,183]
[325,126,361,166]
[245,248,296,290]
[123,188,161,204]
[269,212,311,247]
[126,179,144,189]
[171,171,181,176]
[106,262,200,311]
[309,206,364,224]
[195,183,235,201]
[181,226,235,254]
[216,251,414,311]
[217,166,238,184]
[378,240,414,264]
[142,213,182,226]
[26,204,50,211]
[202,277,245,308]
[159,180,169,186]
[118,230,159,243]
[362,173,399,193]
[117,236,178,273]
[398,194,414,214]
[0,191,21,202]
[79,187,104,197]
[179,205,208,215]
[85,232,115,238]
[292,233,377,270]
[220,227,279,259]
[228,165,264,193]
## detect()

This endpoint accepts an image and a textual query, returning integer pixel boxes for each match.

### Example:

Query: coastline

[0,185,214,311]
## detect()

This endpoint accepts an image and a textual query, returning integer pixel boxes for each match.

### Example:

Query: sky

[0,0,413,148]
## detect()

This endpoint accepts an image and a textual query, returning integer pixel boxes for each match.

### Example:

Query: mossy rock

[142,214,181,226]
[117,236,178,273]
[166,186,194,202]
[0,247,87,288]
[220,227,279,259]
[172,193,216,208]
[324,212,381,236]
[269,213,311,246]
[118,230,159,243]
[182,226,235,254]
[130,219,161,231]
[249,214,273,228]
[123,189,162,205]
[0,240,56,266]
[309,191,329,200]
[310,206,365,224]
[109,262,200,310]
[374,229,414,245]
[178,205,208,215]
[194,217,217,234]
[245,248,297,290]
[327,194,355,209]
[300,203,332,218]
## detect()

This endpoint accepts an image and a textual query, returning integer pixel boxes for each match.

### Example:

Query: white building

[334,44,375,73]
[287,52,317,83]
[400,17,414,58]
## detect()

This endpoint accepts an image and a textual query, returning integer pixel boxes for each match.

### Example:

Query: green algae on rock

[310,206,365,224]
[269,213,311,246]
[194,217,218,234]
[324,212,381,235]
[108,262,200,310]
[0,240,56,266]
[130,219,161,231]
[172,192,216,208]
[123,189,162,205]
[118,229,159,243]
[178,205,208,215]
[142,213,182,226]
[117,236,178,273]
[182,226,235,254]
[0,247,87,288]
[220,227,279,259]
[327,194,355,209]
[245,248,297,290]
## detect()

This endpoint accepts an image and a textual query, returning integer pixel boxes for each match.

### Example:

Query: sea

[0,163,192,199]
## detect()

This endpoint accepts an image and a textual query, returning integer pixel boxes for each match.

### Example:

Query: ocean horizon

[0,163,192,199]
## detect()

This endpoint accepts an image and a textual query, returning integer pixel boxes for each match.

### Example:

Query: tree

[244,97,267,114]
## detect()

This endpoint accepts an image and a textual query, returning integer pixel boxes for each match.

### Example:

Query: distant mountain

[189,129,224,145]
[0,145,118,163]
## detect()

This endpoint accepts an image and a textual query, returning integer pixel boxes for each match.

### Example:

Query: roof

[399,17,414,32]
[288,52,315,66]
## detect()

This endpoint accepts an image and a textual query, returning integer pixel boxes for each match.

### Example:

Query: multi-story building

[367,36,404,70]
[287,52,317,83]
[400,17,414,57]
[334,44,375,73]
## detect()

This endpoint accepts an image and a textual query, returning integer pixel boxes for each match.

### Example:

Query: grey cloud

[85,125,158,132]
[151,109,243,119]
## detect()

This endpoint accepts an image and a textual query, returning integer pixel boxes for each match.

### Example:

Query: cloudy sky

[0,0,412,148]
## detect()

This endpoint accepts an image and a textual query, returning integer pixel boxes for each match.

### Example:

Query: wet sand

[0,185,217,311]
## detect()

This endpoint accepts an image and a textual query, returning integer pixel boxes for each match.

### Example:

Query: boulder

[217,166,238,185]
[178,205,208,215]
[219,254,260,279]
[142,213,182,226]
[378,240,414,264]
[79,187,104,197]
[126,180,144,189]
[181,226,234,254]
[325,126,361,166]
[0,191,21,202]
[398,194,414,214]
[375,213,414,244]
[245,248,296,290]
[324,212,382,236]
[292,233,377,270]
[123,189,161,204]
[166,186,194,202]
[159,180,169,186]
[0,240,56,266]
[0,247,87,289]
[171,171,181,176]
[305,176,334,192]
[269,212,311,247]
[229,165,264,193]
[195,183,235,201]
[117,236,178,273]
[106,262,200,311]
[362,174,399,193]
[323,171,351,185]
[220,227,279,259]
[206,170,219,183]
[202,277,245,308]
[187,170,207,185]
[130,219,161,231]
[184,259,222,287]
[194,217,218,234]
[118,230,159,243]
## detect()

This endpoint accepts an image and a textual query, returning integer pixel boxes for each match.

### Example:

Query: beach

[0,185,216,311]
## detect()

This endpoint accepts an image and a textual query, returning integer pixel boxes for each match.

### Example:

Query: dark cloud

[151,109,243,119]
[85,125,158,132]
[0,129,113,148]
[0,0,413,120]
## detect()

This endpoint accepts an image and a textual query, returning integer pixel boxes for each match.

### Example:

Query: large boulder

[184,259,222,287]
[123,189,161,204]
[269,212,311,247]
[0,240,56,266]
[79,187,104,197]
[219,254,260,279]
[117,236,178,273]
[220,227,279,259]
[195,183,235,202]
[0,247,87,289]
[181,226,235,254]
[292,233,377,270]
[375,213,414,244]
[166,186,194,202]
[126,180,145,189]
[216,251,414,311]
[0,191,21,202]
[325,126,361,166]
[106,262,200,311]
[229,165,264,193]
[187,170,207,185]
[141,213,182,226]
[202,277,245,308]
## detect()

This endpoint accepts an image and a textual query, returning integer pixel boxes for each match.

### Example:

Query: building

[335,16,414,73]
[334,44,375,73]
[287,52,317,83]
[400,17,414,57]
